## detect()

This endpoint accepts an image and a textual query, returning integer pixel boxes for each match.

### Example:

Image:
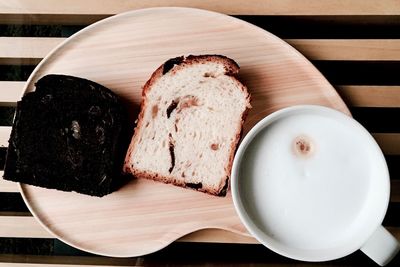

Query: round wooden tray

[20,7,350,257]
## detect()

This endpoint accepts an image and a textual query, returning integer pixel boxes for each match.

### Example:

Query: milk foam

[240,112,378,250]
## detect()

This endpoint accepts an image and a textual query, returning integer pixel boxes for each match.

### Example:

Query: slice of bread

[3,74,128,197]
[124,55,251,196]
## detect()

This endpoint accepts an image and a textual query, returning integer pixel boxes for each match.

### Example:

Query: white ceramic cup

[231,105,400,266]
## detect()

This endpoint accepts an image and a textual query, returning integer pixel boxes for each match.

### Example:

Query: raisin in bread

[3,74,128,197]
[124,55,251,196]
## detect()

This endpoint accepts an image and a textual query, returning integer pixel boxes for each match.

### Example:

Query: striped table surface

[1,0,400,266]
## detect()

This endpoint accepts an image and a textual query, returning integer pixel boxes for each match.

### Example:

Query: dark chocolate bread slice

[3,74,128,197]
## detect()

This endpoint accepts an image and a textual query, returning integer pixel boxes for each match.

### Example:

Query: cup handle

[360,225,400,266]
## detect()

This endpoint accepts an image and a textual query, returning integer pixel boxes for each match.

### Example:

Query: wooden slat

[0,81,23,106]
[286,39,400,61]
[337,86,400,108]
[0,172,19,192]
[1,212,400,241]
[0,82,25,103]
[2,38,400,63]
[1,0,400,17]
[373,133,400,155]
[0,215,257,244]
[0,38,62,58]
[0,126,11,147]
[0,216,51,238]
[0,255,143,266]
[0,37,63,65]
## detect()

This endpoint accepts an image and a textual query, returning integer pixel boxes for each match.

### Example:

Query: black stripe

[314,61,400,85]
[383,202,400,227]
[147,242,376,266]
[0,147,6,170]
[3,16,400,39]
[351,107,400,133]
[2,61,400,85]
[0,193,28,212]
[0,237,368,263]
[387,156,400,179]
[0,25,83,38]
[0,65,36,81]
[0,107,397,133]
[237,15,400,39]
[0,238,90,257]
[0,238,54,255]
[0,237,398,265]
[0,107,15,126]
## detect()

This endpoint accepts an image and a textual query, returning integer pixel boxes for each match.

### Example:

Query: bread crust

[124,55,251,196]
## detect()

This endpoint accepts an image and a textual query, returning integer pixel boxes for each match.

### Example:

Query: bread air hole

[186,182,202,189]
[166,100,179,118]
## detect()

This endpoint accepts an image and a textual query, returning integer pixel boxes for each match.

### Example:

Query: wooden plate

[20,7,350,257]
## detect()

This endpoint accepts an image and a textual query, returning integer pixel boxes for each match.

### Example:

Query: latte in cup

[232,105,399,265]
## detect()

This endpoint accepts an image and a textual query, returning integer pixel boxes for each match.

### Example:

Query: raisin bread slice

[3,74,128,197]
[124,55,251,196]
